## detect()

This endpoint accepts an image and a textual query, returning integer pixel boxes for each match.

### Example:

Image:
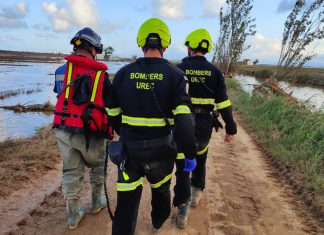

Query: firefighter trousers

[193,113,212,191]
[112,142,177,235]
[173,113,212,206]
[173,149,208,207]
[173,158,190,207]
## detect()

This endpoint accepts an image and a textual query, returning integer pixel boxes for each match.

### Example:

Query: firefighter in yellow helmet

[173,29,237,229]
[107,18,197,234]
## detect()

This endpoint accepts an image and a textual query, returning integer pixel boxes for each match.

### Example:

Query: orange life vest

[53,55,113,138]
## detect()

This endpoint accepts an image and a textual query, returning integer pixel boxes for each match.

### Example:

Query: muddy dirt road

[1,119,322,235]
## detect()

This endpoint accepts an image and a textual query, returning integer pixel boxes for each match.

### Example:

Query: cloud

[134,5,148,13]
[35,32,57,39]
[67,0,97,28]
[308,54,324,68]
[201,0,225,17]
[42,0,98,32]
[33,23,51,31]
[241,33,281,64]
[154,0,186,20]
[244,33,324,65]
[0,2,28,28]
[316,40,324,55]
[16,2,28,14]
[276,0,295,13]
[0,34,20,42]
[98,20,123,33]
[42,2,70,31]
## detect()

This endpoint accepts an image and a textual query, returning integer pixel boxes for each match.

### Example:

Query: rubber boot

[191,186,203,207]
[176,200,190,229]
[67,199,85,230]
[91,184,107,214]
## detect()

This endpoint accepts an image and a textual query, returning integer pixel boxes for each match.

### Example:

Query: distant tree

[212,8,231,73]
[276,0,324,79]
[104,46,114,60]
[253,59,259,65]
[212,0,256,75]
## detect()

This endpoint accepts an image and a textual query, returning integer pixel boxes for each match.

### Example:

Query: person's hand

[183,158,197,172]
[224,134,235,143]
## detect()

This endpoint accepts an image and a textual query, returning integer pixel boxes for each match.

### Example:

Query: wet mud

[0,101,54,112]
[1,118,323,235]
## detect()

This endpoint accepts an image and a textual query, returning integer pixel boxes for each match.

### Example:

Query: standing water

[235,75,324,110]
[0,61,127,142]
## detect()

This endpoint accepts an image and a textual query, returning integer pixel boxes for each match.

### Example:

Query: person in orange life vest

[53,27,113,230]
[173,29,237,229]
[107,18,196,235]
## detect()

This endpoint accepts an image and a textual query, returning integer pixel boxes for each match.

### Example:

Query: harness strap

[60,62,73,126]
[104,141,114,220]
[55,112,82,118]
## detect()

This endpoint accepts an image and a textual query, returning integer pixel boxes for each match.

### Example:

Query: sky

[0,0,323,67]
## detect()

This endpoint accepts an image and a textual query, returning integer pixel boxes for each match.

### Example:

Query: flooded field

[235,75,324,110]
[1,64,323,142]
[0,61,127,141]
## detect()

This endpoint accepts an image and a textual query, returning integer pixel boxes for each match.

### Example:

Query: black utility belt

[124,134,172,149]
[193,107,211,114]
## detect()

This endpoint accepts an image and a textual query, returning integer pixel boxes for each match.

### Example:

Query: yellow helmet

[184,29,212,53]
[137,18,171,48]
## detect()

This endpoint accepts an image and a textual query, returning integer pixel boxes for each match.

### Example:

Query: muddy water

[0,61,127,142]
[1,66,323,142]
[235,75,324,110]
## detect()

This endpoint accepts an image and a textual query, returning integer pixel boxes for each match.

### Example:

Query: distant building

[243,59,252,65]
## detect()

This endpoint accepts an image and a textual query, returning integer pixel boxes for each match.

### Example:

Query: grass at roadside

[0,125,60,197]
[226,78,324,204]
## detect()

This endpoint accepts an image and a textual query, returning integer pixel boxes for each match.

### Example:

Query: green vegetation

[226,79,324,204]
[238,64,324,86]
[238,67,273,78]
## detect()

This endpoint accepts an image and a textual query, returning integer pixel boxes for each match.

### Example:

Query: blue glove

[183,158,197,172]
